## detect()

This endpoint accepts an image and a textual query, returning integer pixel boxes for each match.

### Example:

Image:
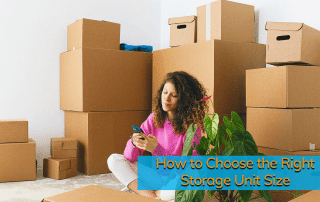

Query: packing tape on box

[206,3,211,41]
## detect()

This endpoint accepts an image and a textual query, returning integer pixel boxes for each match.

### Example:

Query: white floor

[0,170,125,202]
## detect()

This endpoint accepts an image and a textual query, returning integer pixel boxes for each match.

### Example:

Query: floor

[0,170,269,202]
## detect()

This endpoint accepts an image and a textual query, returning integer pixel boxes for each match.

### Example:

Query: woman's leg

[107,154,157,198]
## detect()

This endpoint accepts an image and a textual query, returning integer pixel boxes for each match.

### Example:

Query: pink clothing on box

[123,113,201,163]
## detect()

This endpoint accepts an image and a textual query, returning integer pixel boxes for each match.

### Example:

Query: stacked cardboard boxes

[0,119,36,182]
[247,21,320,202]
[60,18,152,175]
[156,0,264,133]
[43,138,77,180]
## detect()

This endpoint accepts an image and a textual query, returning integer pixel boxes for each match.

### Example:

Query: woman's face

[161,81,179,113]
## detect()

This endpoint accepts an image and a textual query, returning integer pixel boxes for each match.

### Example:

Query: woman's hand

[132,132,158,152]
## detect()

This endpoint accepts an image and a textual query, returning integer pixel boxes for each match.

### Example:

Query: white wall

[0,0,161,169]
[160,0,320,50]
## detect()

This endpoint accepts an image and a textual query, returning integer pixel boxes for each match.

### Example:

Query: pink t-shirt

[123,113,201,163]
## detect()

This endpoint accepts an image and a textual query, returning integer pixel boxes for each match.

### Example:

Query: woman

[107,71,209,201]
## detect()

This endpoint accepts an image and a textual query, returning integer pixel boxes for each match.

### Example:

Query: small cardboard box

[41,185,166,202]
[60,48,152,112]
[197,0,254,43]
[51,138,77,159]
[67,18,120,51]
[246,66,320,108]
[0,119,28,143]
[153,40,266,115]
[43,158,77,180]
[168,15,197,47]
[247,107,320,151]
[0,138,36,182]
[288,190,320,201]
[253,147,315,202]
[65,110,150,175]
[266,22,320,66]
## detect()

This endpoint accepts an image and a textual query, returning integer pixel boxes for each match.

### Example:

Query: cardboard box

[246,66,320,108]
[153,40,266,115]
[67,18,120,51]
[288,190,320,201]
[65,110,151,175]
[253,147,317,202]
[0,138,36,182]
[51,138,77,159]
[60,48,152,112]
[42,185,166,202]
[247,107,320,151]
[169,15,197,47]
[197,0,254,43]
[0,119,28,143]
[43,158,77,180]
[266,22,320,66]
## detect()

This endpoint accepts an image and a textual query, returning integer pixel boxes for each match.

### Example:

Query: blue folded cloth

[120,43,153,52]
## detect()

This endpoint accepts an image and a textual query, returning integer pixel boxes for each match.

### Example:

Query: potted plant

[175,97,273,202]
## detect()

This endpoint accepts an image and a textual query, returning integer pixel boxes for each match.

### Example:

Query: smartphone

[132,125,145,140]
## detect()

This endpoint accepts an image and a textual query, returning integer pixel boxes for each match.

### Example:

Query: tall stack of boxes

[43,138,77,180]
[247,22,320,202]
[155,0,265,131]
[0,119,36,182]
[60,18,152,175]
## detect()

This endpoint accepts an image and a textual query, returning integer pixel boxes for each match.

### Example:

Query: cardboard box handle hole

[177,24,187,29]
[276,35,290,41]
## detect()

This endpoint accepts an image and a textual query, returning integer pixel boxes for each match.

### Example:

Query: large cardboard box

[60,48,152,112]
[153,40,266,115]
[246,66,320,108]
[266,22,320,66]
[288,190,320,201]
[42,185,165,202]
[0,138,36,182]
[169,15,197,47]
[0,119,28,143]
[197,0,254,43]
[258,146,320,156]
[247,107,320,151]
[51,138,77,159]
[67,18,120,51]
[43,158,77,180]
[253,147,317,202]
[65,110,151,175]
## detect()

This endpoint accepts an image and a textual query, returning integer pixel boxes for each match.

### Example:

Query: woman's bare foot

[127,179,157,198]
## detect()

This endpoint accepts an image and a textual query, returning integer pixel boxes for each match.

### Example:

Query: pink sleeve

[183,126,202,156]
[123,113,153,163]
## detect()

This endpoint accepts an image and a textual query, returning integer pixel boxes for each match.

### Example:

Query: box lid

[265,22,304,31]
[42,185,165,202]
[168,15,196,25]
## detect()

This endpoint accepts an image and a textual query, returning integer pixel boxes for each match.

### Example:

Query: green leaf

[239,190,253,202]
[259,190,273,202]
[204,115,213,140]
[222,144,234,156]
[208,148,217,156]
[206,190,217,200]
[231,111,245,132]
[187,146,195,156]
[182,124,197,156]
[223,116,238,134]
[196,136,209,155]
[175,190,204,202]
[211,113,219,139]
[232,130,258,156]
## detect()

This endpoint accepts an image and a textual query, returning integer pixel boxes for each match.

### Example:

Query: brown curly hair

[153,71,209,135]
